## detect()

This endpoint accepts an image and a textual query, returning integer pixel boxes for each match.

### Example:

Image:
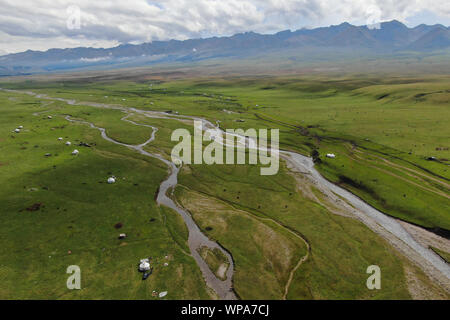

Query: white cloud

[0,0,449,54]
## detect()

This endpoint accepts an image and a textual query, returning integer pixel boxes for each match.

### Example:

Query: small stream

[64,114,236,300]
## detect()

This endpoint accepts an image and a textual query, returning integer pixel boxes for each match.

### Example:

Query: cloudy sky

[0,0,449,55]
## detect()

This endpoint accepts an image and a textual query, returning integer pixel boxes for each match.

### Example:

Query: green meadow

[0,91,209,299]
[0,72,448,299]
[3,74,447,229]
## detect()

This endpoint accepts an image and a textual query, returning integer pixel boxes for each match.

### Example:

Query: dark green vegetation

[0,72,449,299]
[431,247,450,263]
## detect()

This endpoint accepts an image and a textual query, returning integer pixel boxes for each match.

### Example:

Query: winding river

[2,88,449,297]
[64,113,236,300]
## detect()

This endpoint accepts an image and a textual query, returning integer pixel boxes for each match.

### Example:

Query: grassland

[197,246,230,281]
[176,161,445,299]
[0,91,210,299]
[3,74,448,231]
[0,71,448,299]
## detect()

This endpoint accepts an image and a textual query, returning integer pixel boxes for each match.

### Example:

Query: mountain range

[1,20,449,76]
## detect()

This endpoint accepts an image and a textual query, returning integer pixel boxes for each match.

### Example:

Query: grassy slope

[0,91,210,299]
[177,163,417,299]
[178,185,308,299]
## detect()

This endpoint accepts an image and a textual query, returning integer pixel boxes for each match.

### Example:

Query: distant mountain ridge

[1,20,449,76]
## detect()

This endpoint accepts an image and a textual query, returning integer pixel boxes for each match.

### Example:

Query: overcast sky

[0,0,449,55]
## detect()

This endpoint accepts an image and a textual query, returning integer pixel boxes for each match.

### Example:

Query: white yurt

[14,128,20,133]
[58,137,63,141]
[107,177,116,184]
[71,149,79,155]
[65,141,71,146]
[139,259,151,272]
